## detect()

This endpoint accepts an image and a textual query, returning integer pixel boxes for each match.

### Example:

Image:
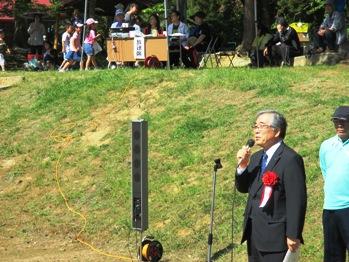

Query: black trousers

[249,50,267,67]
[323,208,349,262]
[270,43,301,66]
[169,45,181,67]
[182,48,199,68]
[29,45,43,55]
[246,219,287,262]
[313,30,337,51]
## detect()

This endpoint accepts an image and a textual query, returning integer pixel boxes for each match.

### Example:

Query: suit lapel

[248,150,264,197]
[251,142,285,198]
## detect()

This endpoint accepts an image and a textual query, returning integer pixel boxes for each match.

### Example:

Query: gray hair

[256,110,288,138]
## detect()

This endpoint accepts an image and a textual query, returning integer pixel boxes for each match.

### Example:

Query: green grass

[0,66,349,261]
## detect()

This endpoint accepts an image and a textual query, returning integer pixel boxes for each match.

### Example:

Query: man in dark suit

[235,110,307,262]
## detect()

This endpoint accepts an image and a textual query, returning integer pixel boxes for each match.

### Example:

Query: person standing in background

[27,15,46,55]
[125,3,139,26]
[59,23,83,72]
[59,23,74,70]
[320,106,349,262]
[83,18,100,70]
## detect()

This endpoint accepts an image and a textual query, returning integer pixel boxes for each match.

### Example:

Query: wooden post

[53,13,59,50]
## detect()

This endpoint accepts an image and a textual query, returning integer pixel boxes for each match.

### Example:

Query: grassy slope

[0,66,348,261]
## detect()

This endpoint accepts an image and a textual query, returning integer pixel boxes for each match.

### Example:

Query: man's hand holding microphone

[236,139,255,169]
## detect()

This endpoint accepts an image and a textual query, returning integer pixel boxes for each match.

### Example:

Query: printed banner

[134,36,145,59]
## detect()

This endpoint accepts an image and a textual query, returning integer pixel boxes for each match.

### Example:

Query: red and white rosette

[259,171,279,208]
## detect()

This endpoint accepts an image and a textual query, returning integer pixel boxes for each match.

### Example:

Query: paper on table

[169,33,185,37]
[283,248,300,262]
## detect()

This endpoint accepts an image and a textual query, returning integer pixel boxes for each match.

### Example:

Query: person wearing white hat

[83,18,100,70]
[27,15,46,56]
[111,9,125,28]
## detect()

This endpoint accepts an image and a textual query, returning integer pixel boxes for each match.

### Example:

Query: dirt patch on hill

[80,83,166,148]
[0,76,24,90]
[0,159,16,170]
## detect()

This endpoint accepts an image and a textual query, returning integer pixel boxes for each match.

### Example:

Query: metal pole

[207,168,217,262]
[80,0,88,70]
[164,0,170,69]
[254,0,259,68]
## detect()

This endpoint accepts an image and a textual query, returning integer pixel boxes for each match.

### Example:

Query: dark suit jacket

[235,142,307,252]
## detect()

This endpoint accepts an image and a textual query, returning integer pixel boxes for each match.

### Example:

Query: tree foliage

[186,0,243,45]
[276,0,325,26]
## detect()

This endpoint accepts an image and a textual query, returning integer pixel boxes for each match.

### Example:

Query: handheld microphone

[237,139,255,166]
[246,138,255,148]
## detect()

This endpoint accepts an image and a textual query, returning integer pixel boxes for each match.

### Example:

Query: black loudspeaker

[131,120,148,231]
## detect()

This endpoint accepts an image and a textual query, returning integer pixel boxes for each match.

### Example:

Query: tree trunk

[241,0,255,51]
[260,0,277,28]
[88,0,96,18]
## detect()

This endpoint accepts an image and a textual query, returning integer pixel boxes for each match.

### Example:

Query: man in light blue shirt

[319,105,349,262]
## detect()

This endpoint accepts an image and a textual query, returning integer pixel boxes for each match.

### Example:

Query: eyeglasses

[252,123,274,130]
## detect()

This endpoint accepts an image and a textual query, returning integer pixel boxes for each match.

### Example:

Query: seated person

[182,11,211,68]
[249,23,272,67]
[186,11,211,52]
[167,10,189,66]
[43,41,55,70]
[111,9,125,28]
[313,0,346,52]
[144,13,163,36]
[264,17,301,66]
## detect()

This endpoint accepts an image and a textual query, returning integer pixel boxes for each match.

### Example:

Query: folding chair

[216,50,235,67]
[213,40,236,68]
[198,37,219,68]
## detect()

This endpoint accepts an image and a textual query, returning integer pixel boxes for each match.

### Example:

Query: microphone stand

[207,159,223,262]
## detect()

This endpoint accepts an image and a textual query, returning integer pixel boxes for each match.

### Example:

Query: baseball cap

[75,22,84,27]
[115,9,124,16]
[86,18,98,25]
[332,106,349,121]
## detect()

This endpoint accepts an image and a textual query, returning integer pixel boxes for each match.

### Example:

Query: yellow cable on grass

[53,136,133,261]
[50,84,138,261]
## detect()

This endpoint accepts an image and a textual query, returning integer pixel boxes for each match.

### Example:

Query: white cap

[86,18,98,25]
